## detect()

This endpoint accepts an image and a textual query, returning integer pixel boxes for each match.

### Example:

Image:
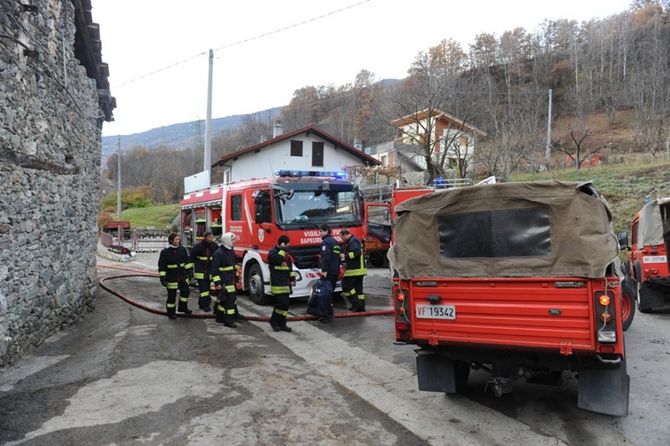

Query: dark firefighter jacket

[319,234,341,276]
[342,235,367,277]
[190,240,218,280]
[210,245,237,294]
[158,246,192,284]
[268,246,295,295]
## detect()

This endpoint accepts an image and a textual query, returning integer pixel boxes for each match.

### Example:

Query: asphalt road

[1,254,669,445]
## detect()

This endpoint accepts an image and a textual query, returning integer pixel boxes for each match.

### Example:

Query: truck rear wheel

[620,279,636,330]
[247,263,273,306]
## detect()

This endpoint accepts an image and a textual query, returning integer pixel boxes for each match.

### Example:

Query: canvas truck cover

[388,181,619,279]
[636,197,670,247]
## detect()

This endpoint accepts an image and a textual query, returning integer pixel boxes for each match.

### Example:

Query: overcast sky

[96,0,633,137]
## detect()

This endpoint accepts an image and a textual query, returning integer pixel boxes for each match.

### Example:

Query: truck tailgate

[409,278,596,351]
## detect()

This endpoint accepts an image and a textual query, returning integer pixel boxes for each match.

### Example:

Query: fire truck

[620,196,670,313]
[179,170,366,304]
[389,181,630,416]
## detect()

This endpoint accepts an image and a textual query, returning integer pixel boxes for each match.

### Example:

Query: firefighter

[339,228,367,312]
[190,231,218,312]
[319,224,341,290]
[158,233,193,319]
[210,232,238,328]
[268,235,295,332]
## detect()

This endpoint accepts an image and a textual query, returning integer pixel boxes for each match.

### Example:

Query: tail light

[394,286,410,334]
[594,290,617,344]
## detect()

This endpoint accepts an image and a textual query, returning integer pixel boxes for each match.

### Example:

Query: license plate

[643,255,667,263]
[415,304,456,320]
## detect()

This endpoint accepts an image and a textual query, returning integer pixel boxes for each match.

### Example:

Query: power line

[115,0,373,88]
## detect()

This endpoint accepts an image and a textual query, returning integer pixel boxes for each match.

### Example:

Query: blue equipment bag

[307,278,333,318]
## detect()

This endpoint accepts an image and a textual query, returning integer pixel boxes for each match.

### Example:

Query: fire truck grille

[289,245,322,269]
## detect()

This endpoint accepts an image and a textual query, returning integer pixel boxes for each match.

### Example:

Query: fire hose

[97,263,394,321]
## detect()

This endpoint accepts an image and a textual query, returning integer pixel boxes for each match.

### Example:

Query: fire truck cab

[180,170,366,305]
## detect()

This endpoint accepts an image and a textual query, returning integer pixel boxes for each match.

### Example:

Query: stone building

[0,0,114,366]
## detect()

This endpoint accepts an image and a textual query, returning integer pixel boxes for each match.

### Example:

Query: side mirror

[617,232,629,250]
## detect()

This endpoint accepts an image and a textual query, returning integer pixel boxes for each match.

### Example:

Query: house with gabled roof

[366,108,487,182]
[212,124,380,183]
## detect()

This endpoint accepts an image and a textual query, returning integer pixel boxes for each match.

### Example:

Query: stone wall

[0,0,109,366]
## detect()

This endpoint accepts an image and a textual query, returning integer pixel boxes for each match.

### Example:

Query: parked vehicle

[180,170,366,304]
[363,202,391,267]
[619,196,670,313]
[389,181,629,416]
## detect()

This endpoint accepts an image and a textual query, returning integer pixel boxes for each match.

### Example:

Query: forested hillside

[103,1,670,207]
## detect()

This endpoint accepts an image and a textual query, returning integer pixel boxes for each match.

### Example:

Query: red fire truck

[389,181,630,416]
[180,170,366,304]
[620,196,670,312]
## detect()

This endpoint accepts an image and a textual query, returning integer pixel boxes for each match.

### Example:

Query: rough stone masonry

[0,0,114,366]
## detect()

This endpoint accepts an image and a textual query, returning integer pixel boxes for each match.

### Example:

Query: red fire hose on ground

[97,263,394,322]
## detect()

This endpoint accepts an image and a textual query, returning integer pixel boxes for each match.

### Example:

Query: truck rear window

[438,207,551,258]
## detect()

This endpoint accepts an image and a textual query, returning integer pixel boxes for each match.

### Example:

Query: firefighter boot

[223,309,237,328]
[177,297,192,315]
[269,310,282,331]
[166,304,177,320]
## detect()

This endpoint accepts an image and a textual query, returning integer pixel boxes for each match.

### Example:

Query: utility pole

[117,135,121,218]
[545,89,552,171]
[204,49,213,175]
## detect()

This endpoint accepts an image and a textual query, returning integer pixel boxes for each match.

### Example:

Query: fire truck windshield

[275,189,362,228]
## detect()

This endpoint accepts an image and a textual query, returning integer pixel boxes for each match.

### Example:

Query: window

[254,190,272,224]
[230,195,242,221]
[438,207,551,258]
[380,154,387,166]
[312,141,324,167]
[290,140,303,157]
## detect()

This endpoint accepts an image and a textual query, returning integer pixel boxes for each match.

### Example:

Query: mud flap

[639,283,666,311]
[577,363,629,416]
[416,354,459,393]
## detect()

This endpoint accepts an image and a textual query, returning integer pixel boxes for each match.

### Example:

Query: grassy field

[511,158,670,233]
[120,203,180,230]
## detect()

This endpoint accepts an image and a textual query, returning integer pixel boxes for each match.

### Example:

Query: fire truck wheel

[247,263,273,305]
[620,279,636,330]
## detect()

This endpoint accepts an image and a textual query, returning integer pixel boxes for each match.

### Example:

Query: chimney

[273,121,284,138]
[353,138,363,150]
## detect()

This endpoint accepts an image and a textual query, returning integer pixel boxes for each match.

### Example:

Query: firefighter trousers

[197,276,212,310]
[215,291,237,326]
[166,280,191,315]
[342,276,365,311]
[270,293,290,329]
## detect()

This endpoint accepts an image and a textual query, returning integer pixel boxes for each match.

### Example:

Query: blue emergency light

[274,170,347,179]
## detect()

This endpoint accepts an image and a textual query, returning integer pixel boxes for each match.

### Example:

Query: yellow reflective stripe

[290,272,298,277]
[159,271,166,276]
[226,309,236,315]
[167,264,178,269]
[271,286,290,294]
[343,269,366,277]
[333,246,341,253]
[212,275,221,282]
[225,285,235,293]
[179,297,189,302]
[358,294,365,300]
[219,266,234,271]
[167,303,176,308]
[348,252,355,259]
[278,250,286,257]
[167,282,178,289]
[197,256,208,260]
[274,309,288,316]
[273,265,289,270]
[200,291,210,297]
[217,305,226,312]
[194,272,205,279]
[184,263,194,269]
